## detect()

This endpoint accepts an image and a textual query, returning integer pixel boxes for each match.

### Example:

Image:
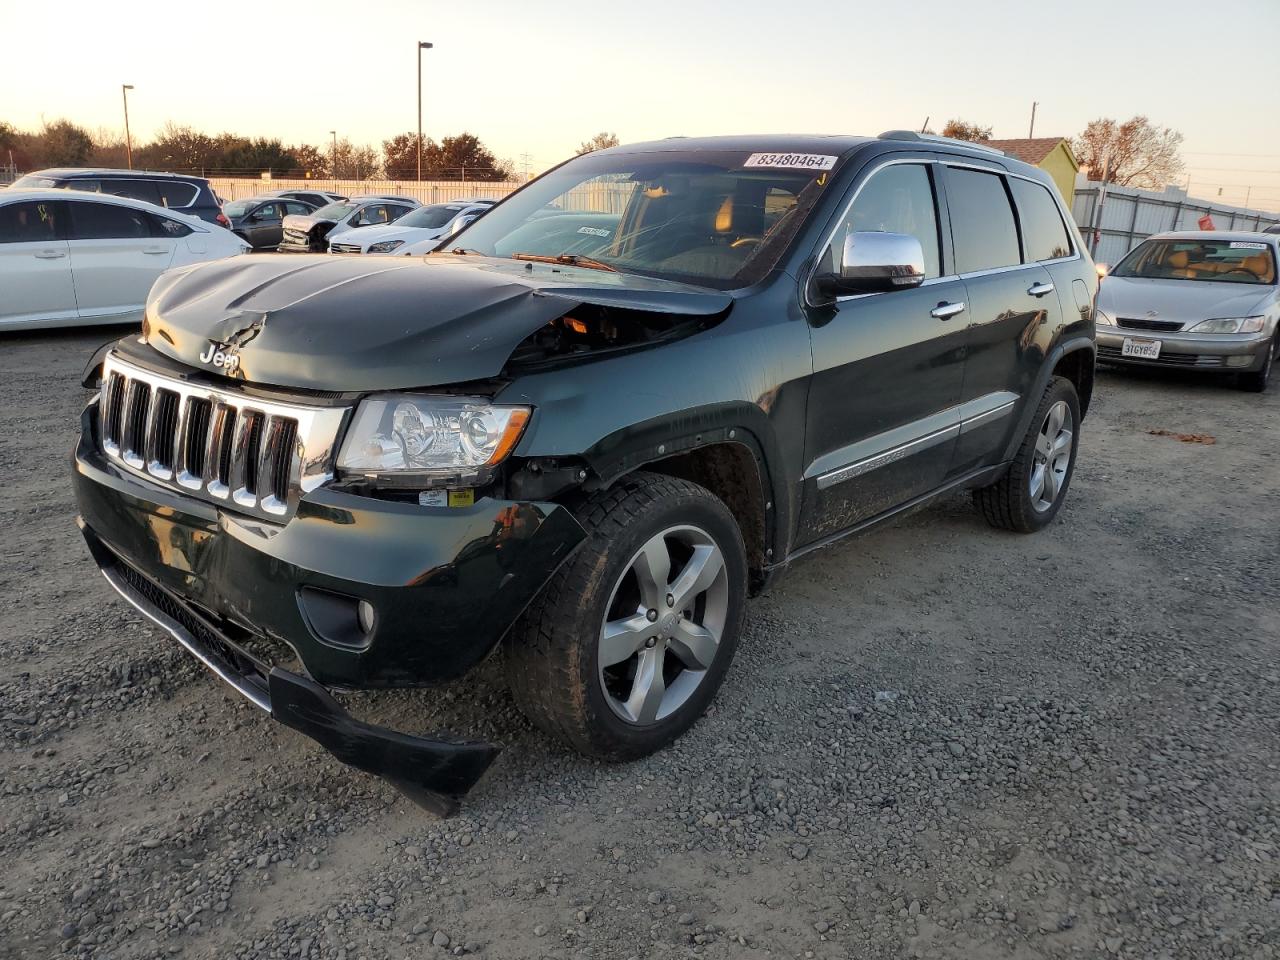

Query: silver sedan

[1095,231,1279,392]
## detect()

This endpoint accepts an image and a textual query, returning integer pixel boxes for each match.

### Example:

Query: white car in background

[328,199,495,255]
[0,189,248,331]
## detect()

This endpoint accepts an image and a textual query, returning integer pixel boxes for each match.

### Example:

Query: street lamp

[417,41,433,181]
[330,130,337,190]
[122,85,135,170]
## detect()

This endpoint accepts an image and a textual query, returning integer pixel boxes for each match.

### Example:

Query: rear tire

[504,472,747,761]
[974,376,1081,533]
[1236,337,1275,392]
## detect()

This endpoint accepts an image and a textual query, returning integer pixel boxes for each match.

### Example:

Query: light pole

[330,130,337,190]
[122,84,135,169]
[1028,101,1038,138]
[417,41,433,181]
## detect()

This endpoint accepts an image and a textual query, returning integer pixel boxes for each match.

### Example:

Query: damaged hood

[142,254,732,392]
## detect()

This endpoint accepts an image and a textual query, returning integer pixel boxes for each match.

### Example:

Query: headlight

[337,396,530,485]
[1186,316,1265,334]
[1095,308,1114,326]
[366,240,404,254]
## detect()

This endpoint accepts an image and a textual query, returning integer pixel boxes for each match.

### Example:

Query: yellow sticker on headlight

[448,489,475,508]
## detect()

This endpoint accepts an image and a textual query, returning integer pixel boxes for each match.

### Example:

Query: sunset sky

[4,0,1278,208]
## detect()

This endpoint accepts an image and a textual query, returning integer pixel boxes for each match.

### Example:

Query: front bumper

[73,401,587,812]
[1097,326,1272,372]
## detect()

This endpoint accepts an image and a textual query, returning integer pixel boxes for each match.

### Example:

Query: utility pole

[1089,155,1113,258]
[417,41,433,181]
[1028,101,1038,138]
[122,85,135,169]
[920,116,930,134]
[519,152,532,181]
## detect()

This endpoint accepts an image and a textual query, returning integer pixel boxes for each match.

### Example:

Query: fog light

[357,600,377,634]
[1226,355,1254,368]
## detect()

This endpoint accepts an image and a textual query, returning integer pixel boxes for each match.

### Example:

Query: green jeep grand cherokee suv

[74,132,1097,814]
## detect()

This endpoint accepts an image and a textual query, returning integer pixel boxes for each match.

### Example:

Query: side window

[156,181,198,208]
[1010,178,1073,261]
[944,168,1020,274]
[103,178,162,205]
[285,202,311,216]
[254,202,281,219]
[149,214,193,238]
[827,163,941,279]
[68,201,153,240]
[0,201,64,243]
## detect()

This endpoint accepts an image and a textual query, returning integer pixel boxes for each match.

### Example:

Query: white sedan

[0,188,249,331]
[327,200,494,255]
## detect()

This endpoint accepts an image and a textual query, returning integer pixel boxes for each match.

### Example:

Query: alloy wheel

[1029,400,1073,512]
[597,525,729,725]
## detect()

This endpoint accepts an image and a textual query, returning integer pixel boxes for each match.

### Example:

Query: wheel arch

[1001,336,1095,462]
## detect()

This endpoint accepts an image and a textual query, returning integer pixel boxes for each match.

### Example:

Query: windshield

[438,148,843,288]
[314,202,355,220]
[223,200,253,217]
[399,203,467,229]
[1114,238,1276,285]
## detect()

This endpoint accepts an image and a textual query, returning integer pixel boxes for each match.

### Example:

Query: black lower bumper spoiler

[84,526,499,816]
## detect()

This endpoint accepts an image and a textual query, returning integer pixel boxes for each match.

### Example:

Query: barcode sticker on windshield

[744,153,837,171]
[1229,241,1267,249]
[577,226,611,237]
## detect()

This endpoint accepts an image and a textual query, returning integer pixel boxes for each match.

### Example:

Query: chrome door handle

[930,301,966,320]
[1027,281,1055,297]
[34,249,66,259]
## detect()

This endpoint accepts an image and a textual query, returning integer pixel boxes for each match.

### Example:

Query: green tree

[34,119,94,166]
[576,131,620,155]
[941,119,993,142]
[382,132,427,180]
[422,133,509,181]
[142,122,218,172]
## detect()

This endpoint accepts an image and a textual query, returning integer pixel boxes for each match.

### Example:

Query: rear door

[65,199,176,320]
[0,199,76,325]
[797,157,969,544]
[939,164,1066,476]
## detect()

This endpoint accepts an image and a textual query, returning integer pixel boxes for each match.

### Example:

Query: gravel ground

[2,327,1278,960]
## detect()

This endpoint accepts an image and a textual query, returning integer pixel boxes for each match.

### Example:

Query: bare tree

[941,119,993,142]
[1072,116,1184,188]
[576,132,620,155]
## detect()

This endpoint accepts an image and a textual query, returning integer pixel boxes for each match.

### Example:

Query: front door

[246,201,284,248]
[0,199,77,325]
[798,159,968,546]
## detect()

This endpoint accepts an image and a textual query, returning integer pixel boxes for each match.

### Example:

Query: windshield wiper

[510,252,617,273]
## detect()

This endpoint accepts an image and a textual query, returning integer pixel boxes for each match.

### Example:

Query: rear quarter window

[156,181,199,208]
[945,167,1020,274]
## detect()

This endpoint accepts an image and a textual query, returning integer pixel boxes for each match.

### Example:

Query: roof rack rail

[877,130,1006,156]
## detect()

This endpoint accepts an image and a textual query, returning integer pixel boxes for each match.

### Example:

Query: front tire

[974,376,1081,533]
[504,472,747,761]
[1236,336,1275,392]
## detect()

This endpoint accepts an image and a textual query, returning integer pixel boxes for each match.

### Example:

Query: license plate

[1121,337,1161,359]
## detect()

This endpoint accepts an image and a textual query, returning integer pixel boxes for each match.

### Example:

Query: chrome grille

[99,355,347,520]
[329,242,362,254]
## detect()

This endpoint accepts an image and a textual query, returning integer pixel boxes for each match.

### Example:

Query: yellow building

[984,137,1080,205]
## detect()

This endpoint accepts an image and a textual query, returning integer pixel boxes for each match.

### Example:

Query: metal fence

[208,177,525,206]
[1072,181,1280,265]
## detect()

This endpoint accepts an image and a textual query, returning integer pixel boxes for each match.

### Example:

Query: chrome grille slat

[97,355,347,522]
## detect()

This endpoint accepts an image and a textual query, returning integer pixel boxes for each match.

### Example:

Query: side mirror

[816,231,926,296]
[450,214,478,236]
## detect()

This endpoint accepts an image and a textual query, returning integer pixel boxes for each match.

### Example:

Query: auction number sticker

[743,153,837,171]
[1229,241,1267,249]
[577,226,612,237]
